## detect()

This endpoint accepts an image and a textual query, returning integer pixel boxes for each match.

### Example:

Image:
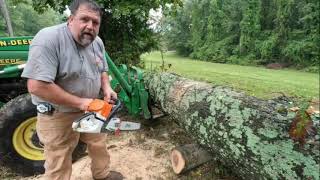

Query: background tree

[161,0,319,71]
[239,0,261,56]
[162,0,193,56]
[0,0,14,36]
[200,0,228,62]
[0,0,62,36]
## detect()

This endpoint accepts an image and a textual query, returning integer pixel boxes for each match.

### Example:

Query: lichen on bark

[144,72,319,180]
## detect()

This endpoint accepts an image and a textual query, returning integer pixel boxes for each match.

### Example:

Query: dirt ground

[1,112,235,180]
[26,129,178,180]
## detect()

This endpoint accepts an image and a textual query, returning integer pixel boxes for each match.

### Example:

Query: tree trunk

[0,0,14,36]
[170,144,212,174]
[144,72,319,180]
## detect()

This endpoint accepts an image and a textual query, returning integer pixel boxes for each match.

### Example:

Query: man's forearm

[27,79,89,110]
[101,72,112,94]
[101,72,117,103]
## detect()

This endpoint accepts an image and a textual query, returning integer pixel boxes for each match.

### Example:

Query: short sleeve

[21,42,58,82]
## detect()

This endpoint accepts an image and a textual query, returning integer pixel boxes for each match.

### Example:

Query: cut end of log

[170,149,185,174]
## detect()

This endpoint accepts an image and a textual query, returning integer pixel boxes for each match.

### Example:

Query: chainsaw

[72,99,141,133]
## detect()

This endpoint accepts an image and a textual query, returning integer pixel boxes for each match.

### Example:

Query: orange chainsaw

[72,99,140,133]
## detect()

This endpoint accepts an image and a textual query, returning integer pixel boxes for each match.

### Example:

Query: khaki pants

[37,112,110,180]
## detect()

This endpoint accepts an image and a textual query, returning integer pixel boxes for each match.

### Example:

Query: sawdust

[70,132,177,180]
[21,116,179,180]
[9,114,230,180]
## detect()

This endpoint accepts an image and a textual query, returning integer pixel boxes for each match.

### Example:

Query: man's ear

[67,15,74,24]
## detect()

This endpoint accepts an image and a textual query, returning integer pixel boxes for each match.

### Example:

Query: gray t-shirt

[21,23,108,112]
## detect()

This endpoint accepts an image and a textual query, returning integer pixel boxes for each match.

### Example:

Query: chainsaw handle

[106,99,122,120]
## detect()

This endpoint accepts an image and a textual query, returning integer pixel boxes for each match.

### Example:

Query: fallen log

[170,144,213,174]
[144,72,319,180]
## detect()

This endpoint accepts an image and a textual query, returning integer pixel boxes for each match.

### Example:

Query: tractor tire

[0,94,87,176]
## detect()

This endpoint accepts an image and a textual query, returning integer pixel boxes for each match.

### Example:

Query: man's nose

[86,21,94,30]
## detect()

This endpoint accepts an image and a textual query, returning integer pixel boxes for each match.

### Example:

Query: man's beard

[78,31,96,47]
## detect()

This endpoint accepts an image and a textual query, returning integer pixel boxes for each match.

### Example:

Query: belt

[37,103,82,114]
[37,102,55,115]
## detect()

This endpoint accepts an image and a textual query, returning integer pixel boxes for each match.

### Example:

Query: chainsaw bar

[101,117,141,132]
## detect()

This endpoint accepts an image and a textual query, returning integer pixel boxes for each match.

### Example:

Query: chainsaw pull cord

[115,127,121,136]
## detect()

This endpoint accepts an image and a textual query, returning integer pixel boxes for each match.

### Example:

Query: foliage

[27,0,182,65]
[289,102,317,146]
[0,16,5,36]
[0,0,62,36]
[302,66,319,73]
[161,0,320,70]
[239,0,261,56]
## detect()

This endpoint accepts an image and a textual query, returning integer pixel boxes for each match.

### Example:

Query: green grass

[141,51,319,101]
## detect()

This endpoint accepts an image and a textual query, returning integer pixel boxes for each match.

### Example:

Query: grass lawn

[141,51,319,101]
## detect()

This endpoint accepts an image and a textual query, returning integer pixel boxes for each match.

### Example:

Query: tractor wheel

[0,94,87,176]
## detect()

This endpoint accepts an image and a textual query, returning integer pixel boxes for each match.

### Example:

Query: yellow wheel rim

[13,117,44,161]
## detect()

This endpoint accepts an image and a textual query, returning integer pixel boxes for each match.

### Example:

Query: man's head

[67,0,102,47]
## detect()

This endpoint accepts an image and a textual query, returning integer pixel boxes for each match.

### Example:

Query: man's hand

[79,98,93,111]
[103,87,117,104]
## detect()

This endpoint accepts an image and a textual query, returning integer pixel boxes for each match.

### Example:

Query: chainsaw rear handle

[107,99,122,120]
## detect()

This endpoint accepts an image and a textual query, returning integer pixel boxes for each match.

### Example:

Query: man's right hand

[79,98,93,111]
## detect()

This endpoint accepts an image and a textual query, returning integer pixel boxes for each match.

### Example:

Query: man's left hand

[104,87,117,104]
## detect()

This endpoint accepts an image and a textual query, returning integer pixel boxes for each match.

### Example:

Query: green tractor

[0,36,151,175]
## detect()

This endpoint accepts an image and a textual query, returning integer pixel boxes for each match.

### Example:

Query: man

[21,0,123,179]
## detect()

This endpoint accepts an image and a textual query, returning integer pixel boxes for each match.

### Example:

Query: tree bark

[144,72,319,180]
[0,0,14,36]
[170,144,212,174]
